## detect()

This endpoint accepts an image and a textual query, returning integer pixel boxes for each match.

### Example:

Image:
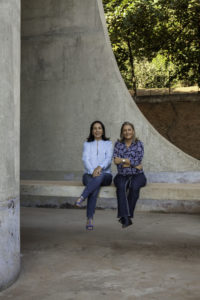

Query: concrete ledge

[20,180,200,213]
[20,171,200,183]
[135,93,200,103]
[20,180,200,201]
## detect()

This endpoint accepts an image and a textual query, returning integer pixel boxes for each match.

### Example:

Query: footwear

[75,196,84,207]
[86,218,94,230]
[118,217,128,225]
[121,217,132,228]
[118,217,124,224]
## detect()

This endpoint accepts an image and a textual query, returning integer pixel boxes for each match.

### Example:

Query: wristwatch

[122,159,126,163]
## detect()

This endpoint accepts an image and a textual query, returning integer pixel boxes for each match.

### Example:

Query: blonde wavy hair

[119,121,139,143]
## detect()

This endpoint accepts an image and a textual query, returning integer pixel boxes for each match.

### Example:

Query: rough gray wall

[21,0,200,173]
[0,0,20,290]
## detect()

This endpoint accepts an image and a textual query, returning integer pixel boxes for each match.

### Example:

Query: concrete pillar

[21,0,200,175]
[0,0,20,290]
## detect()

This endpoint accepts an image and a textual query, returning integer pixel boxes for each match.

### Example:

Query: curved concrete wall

[0,0,20,290]
[21,0,200,173]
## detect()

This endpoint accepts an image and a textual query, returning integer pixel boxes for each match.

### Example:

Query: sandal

[75,196,85,207]
[86,218,94,231]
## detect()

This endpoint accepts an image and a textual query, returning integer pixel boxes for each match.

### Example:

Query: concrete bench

[20,180,200,212]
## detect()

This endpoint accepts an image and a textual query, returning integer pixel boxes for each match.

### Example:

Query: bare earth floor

[1,208,200,300]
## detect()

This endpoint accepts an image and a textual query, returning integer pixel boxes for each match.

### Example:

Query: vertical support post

[0,0,20,290]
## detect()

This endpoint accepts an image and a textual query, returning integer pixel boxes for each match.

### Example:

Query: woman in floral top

[113,122,146,228]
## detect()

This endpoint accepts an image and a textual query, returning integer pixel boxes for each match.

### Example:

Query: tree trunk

[197,21,200,92]
[197,9,200,94]
[127,37,137,97]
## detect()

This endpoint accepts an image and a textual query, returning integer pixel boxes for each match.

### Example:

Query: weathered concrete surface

[0,208,200,300]
[21,195,200,214]
[0,0,20,291]
[21,0,200,174]
[20,180,200,213]
[20,170,200,183]
[20,180,200,201]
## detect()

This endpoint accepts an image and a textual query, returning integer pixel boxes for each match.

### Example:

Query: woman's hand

[92,166,102,177]
[135,164,143,170]
[123,163,143,169]
[114,157,123,165]
[122,162,130,168]
[114,157,131,167]
[114,157,143,169]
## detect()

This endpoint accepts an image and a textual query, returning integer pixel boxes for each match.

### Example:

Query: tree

[169,0,200,88]
[103,0,162,94]
[156,0,200,88]
[103,0,200,91]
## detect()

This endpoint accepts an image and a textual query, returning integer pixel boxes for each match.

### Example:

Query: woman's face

[92,122,103,140]
[122,125,134,141]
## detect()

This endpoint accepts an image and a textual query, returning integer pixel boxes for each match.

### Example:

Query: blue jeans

[114,173,146,218]
[82,173,113,219]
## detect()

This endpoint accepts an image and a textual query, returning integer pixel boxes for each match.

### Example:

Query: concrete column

[0,0,20,290]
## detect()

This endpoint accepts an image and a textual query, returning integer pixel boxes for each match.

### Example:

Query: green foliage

[103,0,162,92]
[103,0,200,90]
[135,54,178,88]
[157,0,200,86]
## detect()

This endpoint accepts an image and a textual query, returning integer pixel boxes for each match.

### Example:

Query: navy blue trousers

[82,173,113,219]
[114,173,146,218]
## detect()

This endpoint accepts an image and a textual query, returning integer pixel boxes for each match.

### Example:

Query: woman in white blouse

[75,121,113,230]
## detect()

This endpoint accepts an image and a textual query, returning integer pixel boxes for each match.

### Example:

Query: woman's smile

[122,125,134,141]
[92,123,103,140]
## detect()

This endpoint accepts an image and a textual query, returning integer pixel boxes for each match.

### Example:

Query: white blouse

[82,140,113,174]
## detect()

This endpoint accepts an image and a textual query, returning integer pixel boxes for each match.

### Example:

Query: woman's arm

[82,142,94,174]
[113,141,122,165]
[128,141,144,167]
[113,141,143,169]
[114,157,142,168]
[99,141,113,170]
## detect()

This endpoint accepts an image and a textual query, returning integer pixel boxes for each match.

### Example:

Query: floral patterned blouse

[113,140,144,175]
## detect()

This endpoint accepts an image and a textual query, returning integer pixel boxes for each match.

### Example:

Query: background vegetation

[103,0,200,95]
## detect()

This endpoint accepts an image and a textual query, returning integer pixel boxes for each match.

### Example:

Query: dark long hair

[119,121,139,143]
[87,120,110,142]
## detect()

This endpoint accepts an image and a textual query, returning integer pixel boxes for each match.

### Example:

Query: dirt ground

[130,86,199,96]
[137,100,200,160]
[1,208,200,300]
